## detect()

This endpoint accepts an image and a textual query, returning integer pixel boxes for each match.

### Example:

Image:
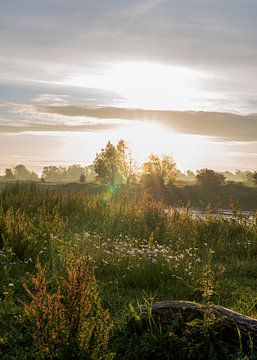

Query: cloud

[0,123,121,133]
[1,0,257,70]
[38,105,257,142]
[32,94,69,105]
[1,1,257,113]
[0,102,127,132]
[0,80,121,106]
[2,100,257,142]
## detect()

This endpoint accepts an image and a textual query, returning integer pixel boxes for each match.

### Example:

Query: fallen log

[135,301,257,349]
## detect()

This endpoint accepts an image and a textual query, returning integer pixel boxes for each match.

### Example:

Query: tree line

[1,139,257,187]
[0,164,95,183]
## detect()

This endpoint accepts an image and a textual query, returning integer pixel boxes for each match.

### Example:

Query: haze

[0,0,257,173]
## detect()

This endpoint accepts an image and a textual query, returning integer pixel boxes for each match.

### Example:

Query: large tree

[141,154,178,186]
[93,140,131,184]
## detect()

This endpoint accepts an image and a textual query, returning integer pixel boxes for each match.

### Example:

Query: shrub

[22,256,113,360]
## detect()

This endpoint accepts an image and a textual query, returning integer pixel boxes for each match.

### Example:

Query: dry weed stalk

[23,256,112,359]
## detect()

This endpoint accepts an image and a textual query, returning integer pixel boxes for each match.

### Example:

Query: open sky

[0,0,257,173]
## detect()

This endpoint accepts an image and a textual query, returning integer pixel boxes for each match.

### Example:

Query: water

[165,207,256,225]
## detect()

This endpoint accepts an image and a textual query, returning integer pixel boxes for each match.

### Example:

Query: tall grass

[0,183,256,358]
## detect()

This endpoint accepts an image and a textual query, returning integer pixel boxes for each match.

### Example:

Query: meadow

[0,182,257,359]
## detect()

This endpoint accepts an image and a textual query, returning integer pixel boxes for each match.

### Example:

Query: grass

[0,182,257,358]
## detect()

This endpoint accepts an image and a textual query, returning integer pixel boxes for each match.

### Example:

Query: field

[0,182,257,359]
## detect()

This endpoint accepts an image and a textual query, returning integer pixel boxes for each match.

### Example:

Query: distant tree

[79,174,86,183]
[14,165,30,180]
[13,165,38,181]
[141,154,178,185]
[252,172,257,186]
[93,140,131,184]
[84,165,96,183]
[177,169,196,183]
[196,168,225,188]
[41,166,64,182]
[42,164,94,183]
[4,168,15,181]
[186,170,196,181]
[234,170,253,184]
[65,164,86,182]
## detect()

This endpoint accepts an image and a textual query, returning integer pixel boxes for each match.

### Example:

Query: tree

[41,166,64,182]
[4,168,15,181]
[252,171,257,186]
[79,174,86,183]
[141,154,178,186]
[93,140,131,184]
[13,165,38,181]
[65,165,85,182]
[196,168,225,188]
[41,165,86,183]
[84,165,96,183]
[186,170,196,182]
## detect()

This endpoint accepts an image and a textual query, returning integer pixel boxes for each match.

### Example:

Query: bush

[22,256,113,360]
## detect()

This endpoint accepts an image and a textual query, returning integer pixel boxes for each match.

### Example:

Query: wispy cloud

[1,0,257,112]
[2,100,257,143]
[37,105,257,142]
[32,94,69,105]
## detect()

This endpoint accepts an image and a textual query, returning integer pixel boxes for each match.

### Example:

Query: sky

[0,0,257,173]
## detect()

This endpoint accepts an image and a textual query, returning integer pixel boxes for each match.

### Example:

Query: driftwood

[135,301,257,349]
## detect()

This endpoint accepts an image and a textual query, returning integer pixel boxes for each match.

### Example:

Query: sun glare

[65,61,210,110]
[108,120,210,170]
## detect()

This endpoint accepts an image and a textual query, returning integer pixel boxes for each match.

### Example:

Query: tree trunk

[137,301,257,349]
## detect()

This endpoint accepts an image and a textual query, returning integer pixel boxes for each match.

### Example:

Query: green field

[0,183,257,359]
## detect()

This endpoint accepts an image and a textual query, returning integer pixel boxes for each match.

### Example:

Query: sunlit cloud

[64,61,213,110]
[37,105,257,142]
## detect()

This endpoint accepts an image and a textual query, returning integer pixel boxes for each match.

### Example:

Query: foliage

[177,169,196,183]
[80,173,86,183]
[0,183,257,358]
[13,165,39,182]
[114,300,248,360]
[0,165,39,182]
[23,257,113,360]
[253,172,257,186]
[196,168,225,188]
[41,164,94,183]
[93,140,132,185]
[4,168,15,181]
[141,154,178,186]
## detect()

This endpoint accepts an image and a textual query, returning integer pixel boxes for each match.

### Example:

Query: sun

[105,62,205,109]
[105,119,209,170]
[65,61,209,110]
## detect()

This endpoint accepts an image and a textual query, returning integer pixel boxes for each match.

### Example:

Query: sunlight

[110,120,211,170]
[65,61,210,110]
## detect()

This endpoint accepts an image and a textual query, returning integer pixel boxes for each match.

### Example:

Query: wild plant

[22,256,113,360]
